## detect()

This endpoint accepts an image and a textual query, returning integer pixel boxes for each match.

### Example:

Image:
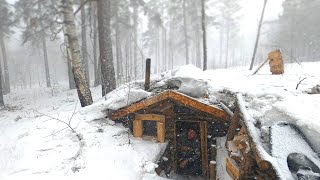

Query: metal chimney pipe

[145,58,151,90]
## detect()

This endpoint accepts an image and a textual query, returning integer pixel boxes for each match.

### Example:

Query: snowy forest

[0,0,319,106]
[1,0,320,179]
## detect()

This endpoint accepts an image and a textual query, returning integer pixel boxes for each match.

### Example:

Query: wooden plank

[157,122,165,143]
[135,114,165,123]
[226,157,240,180]
[133,120,143,138]
[200,121,209,176]
[168,91,230,120]
[111,91,171,120]
[209,161,216,180]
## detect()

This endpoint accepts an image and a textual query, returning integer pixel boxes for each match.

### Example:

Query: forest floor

[0,62,320,179]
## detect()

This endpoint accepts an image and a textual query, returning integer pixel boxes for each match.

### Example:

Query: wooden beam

[157,122,165,143]
[133,120,143,138]
[111,90,230,121]
[111,91,171,120]
[210,161,217,180]
[135,114,165,123]
[168,91,230,120]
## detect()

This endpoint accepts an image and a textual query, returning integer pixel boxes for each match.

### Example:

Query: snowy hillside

[0,62,320,179]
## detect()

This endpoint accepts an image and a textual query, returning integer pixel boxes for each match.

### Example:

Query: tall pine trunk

[249,0,268,70]
[97,0,116,96]
[183,0,189,65]
[201,0,207,71]
[115,1,122,85]
[41,36,51,87]
[0,37,9,93]
[0,61,3,106]
[38,1,51,88]
[133,0,138,79]
[225,23,230,69]
[92,2,100,87]
[81,0,90,85]
[61,0,93,107]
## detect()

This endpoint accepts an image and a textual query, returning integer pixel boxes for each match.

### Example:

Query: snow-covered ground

[1,61,320,179]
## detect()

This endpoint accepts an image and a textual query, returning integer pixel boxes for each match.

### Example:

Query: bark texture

[97,0,116,96]
[62,0,93,107]
[0,37,9,93]
[81,0,90,85]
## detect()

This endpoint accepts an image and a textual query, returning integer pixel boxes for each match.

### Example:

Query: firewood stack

[268,49,284,75]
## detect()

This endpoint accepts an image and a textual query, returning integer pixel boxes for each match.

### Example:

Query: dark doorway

[175,121,202,176]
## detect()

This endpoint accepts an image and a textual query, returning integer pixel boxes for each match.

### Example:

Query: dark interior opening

[143,120,157,136]
[176,121,202,176]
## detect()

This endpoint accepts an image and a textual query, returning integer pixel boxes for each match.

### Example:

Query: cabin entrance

[175,120,208,176]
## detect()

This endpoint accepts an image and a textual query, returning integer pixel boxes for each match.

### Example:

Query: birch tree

[61,0,93,107]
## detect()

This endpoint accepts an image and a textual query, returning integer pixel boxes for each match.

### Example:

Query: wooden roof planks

[111,90,230,121]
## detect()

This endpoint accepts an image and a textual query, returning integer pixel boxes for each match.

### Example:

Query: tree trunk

[225,23,230,69]
[249,0,268,70]
[0,37,10,93]
[38,1,51,88]
[97,0,116,96]
[81,0,90,85]
[133,0,138,79]
[219,28,223,68]
[0,61,3,106]
[183,0,189,65]
[92,2,100,87]
[62,0,93,107]
[115,1,122,85]
[41,36,51,87]
[201,0,207,71]
[66,39,76,89]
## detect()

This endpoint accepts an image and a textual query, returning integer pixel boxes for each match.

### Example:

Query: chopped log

[268,49,284,75]
[225,105,241,147]
[226,157,240,180]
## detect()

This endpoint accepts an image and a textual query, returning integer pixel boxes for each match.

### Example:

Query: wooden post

[210,161,216,180]
[133,120,143,138]
[145,58,151,90]
[157,122,165,143]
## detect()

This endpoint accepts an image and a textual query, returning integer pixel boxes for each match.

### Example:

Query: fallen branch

[296,77,307,90]
[251,58,269,75]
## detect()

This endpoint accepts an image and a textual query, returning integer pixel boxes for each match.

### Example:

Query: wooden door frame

[174,120,208,176]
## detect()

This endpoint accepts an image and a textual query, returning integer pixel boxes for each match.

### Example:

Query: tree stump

[268,49,284,75]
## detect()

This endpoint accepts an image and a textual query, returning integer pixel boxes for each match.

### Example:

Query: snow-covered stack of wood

[268,49,284,75]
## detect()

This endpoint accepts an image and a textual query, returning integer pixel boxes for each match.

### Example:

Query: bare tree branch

[74,0,96,15]
[296,77,307,90]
